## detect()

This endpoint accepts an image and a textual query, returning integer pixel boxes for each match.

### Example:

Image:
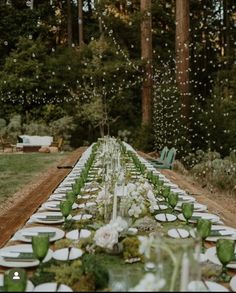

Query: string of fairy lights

[0,0,234,153]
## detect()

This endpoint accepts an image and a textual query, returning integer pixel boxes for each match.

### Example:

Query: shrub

[188,150,236,194]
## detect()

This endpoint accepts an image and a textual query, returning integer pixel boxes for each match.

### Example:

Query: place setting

[42,201,79,211]
[66,229,92,240]
[13,226,65,243]
[53,247,83,261]
[33,282,73,292]
[30,212,64,224]
[0,243,53,268]
[206,225,236,242]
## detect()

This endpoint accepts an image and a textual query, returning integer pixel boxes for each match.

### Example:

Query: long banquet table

[0,138,236,292]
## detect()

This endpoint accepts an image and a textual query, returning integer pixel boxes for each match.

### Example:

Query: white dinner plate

[206,225,236,242]
[164,183,178,188]
[42,201,78,211]
[53,248,83,261]
[178,195,196,203]
[0,274,34,291]
[188,280,229,291]
[33,282,73,292]
[14,227,65,243]
[59,182,73,187]
[155,213,177,222]
[206,246,236,269]
[230,275,236,292]
[54,188,72,194]
[49,194,66,201]
[0,244,52,268]
[78,202,96,209]
[72,214,93,221]
[31,212,64,224]
[178,212,220,224]
[66,229,91,240]
[167,228,189,239]
[152,204,168,211]
[175,202,207,212]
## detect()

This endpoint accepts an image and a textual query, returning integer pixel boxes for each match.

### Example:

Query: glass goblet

[162,186,171,201]
[196,219,212,253]
[167,192,179,213]
[60,200,72,222]
[32,235,49,266]
[4,268,27,292]
[216,239,235,282]
[182,203,194,225]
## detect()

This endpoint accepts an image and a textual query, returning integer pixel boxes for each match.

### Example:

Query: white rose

[94,224,119,250]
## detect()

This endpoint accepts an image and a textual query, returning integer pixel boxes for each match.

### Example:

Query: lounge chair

[151,147,176,170]
[0,137,15,152]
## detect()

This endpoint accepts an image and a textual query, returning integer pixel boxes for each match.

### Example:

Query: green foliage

[46,260,84,287]
[183,150,236,194]
[132,124,154,152]
[82,254,109,289]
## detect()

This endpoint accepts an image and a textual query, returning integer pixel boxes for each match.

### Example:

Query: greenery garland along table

[0,137,236,292]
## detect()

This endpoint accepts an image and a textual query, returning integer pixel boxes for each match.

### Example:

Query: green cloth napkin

[25,232,56,239]
[40,216,63,221]
[4,252,36,262]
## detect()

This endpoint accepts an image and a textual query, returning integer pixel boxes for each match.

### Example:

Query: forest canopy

[0,0,235,156]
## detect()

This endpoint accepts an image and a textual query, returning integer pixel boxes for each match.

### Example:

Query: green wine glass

[32,235,49,265]
[60,200,73,221]
[162,186,171,201]
[216,239,235,282]
[196,219,212,253]
[167,192,179,213]
[4,268,27,292]
[182,203,194,225]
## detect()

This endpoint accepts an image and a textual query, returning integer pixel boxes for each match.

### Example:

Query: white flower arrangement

[94,217,128,250]
[94,224,119,250]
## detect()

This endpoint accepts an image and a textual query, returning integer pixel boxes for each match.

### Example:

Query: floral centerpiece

[94,216,128,253]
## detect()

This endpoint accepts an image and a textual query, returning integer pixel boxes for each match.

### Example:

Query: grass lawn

[0,152,69,205]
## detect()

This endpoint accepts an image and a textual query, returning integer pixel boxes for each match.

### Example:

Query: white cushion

[18,135,53,146]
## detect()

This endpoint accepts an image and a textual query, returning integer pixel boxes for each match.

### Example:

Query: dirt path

[0,147,87,248]
[138,151,236,228]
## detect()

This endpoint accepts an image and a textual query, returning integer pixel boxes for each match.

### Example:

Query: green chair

[148,146,169,164]
[152,147,176,170]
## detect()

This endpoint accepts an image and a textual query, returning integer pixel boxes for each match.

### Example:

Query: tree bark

[78,0,84,46]
[67,0,73,47]
[175,0,190,122]
[140,0,153,127]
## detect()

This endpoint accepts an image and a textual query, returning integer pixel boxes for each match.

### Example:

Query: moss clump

[72,273,96,292]
[45,260,83,286]
[122,237,142,260]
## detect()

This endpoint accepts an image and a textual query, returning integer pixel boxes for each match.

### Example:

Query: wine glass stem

[201,239,205,253]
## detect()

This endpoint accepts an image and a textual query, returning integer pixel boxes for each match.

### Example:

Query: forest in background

[0,0,235,162]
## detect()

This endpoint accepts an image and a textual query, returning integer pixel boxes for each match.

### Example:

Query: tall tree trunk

[176,0,190,122]
[67,0,73,47]
[140,0,153,127]
[223,0,230,60]
[78,0,84,46]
